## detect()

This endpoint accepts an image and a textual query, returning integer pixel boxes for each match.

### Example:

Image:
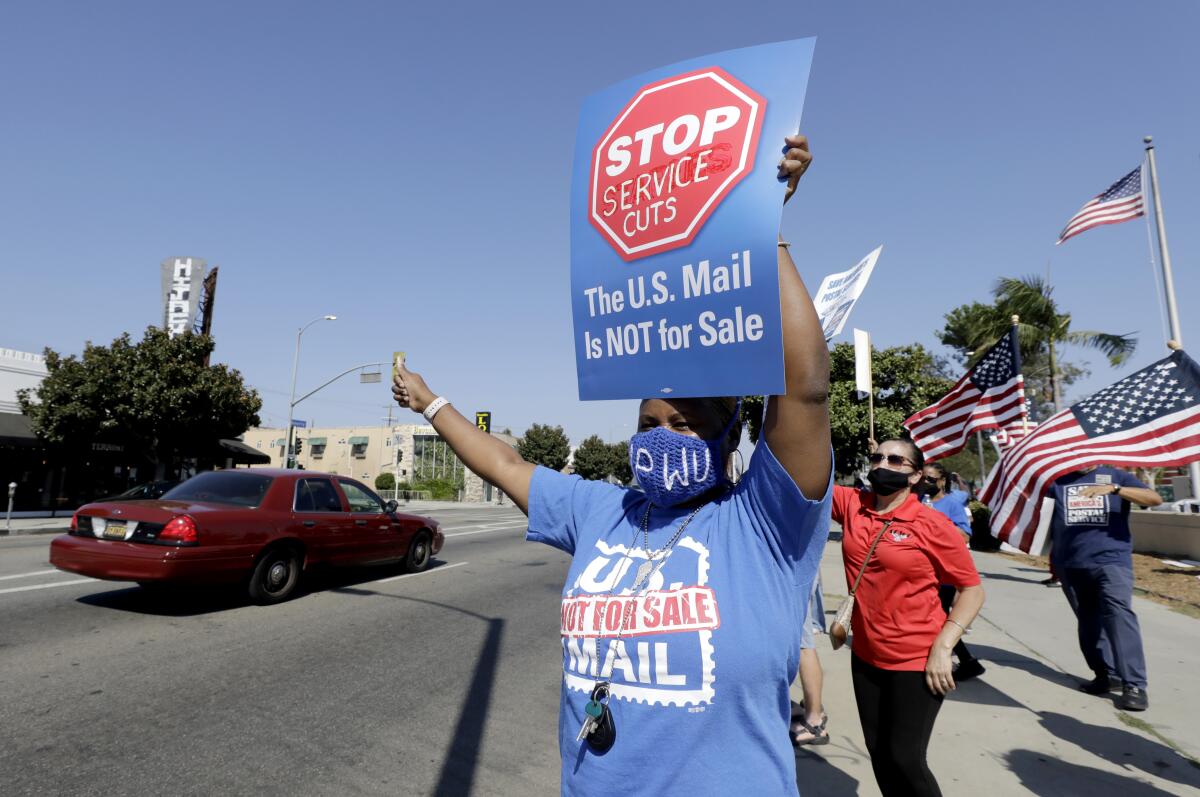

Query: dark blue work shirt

[1050,466,1147,570]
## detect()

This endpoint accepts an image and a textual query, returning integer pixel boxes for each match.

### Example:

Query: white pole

[1144,137,1200,498]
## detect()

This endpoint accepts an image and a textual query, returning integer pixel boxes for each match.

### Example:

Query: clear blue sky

[2,0,1197,445]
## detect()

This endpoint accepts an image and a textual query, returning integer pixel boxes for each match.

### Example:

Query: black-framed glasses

[868,453,915,469]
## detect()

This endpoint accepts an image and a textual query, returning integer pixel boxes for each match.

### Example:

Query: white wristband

[423,396,450,421]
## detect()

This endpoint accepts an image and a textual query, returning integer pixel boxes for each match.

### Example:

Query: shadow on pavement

[945,673,1024,708]
[328,586,506,797]
[1037,711,1200,790]
[795,743,863,796]
[978,570,1045,585]
[965,643,1080,691]
[1005,748,1181,796]
[74,559,454,616]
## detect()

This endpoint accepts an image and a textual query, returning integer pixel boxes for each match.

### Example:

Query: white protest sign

[853,328,872,396]
[813,246,882,341]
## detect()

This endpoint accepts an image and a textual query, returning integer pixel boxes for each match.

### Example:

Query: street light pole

[286,315,336,467]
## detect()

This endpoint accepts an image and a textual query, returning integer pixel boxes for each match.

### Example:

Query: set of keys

[575,681,616,752]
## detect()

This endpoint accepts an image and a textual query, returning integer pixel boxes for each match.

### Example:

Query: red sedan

[50,469,444,604]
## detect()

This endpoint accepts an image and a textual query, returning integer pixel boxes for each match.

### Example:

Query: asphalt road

[0,505,567,797]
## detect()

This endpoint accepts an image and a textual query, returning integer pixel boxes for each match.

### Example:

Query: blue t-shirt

[527,441,832,797]
[1050,466,1147,569]
[929,490,971,535]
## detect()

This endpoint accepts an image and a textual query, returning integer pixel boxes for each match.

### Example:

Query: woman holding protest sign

[393,134,831,796]
[830,440,984,797]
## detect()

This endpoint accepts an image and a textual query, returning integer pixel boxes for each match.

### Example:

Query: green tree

[374,472,396,491]
[518,423,571,471]
[19,328,262,472]
[572,434,612,480]
[609,441,633,485]
[828,343,954,476]
[938,275,1136,417]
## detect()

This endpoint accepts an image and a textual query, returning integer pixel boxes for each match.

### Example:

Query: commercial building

[241,424,518,503]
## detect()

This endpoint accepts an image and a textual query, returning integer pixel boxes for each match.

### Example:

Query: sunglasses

[868,453,916,469]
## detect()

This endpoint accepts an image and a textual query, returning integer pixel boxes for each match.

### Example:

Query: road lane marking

[0,578,100,595]
[369,561,468,584]
[0,569,61,582]
[445,523,528,538]
[443,520,527,532]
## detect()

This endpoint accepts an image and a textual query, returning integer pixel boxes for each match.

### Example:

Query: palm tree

[995,275,1136,411]
[939,275,1137,414]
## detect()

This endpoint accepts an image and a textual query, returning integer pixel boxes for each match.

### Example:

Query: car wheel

[248,545,302,604]
[405,530,432,573]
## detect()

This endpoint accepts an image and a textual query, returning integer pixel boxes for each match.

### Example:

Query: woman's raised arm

[762,135,832,498]
[393,364,535,514]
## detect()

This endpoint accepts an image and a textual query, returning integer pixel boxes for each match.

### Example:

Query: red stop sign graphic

[589,67,766,262]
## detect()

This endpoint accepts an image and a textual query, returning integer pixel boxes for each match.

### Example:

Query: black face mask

[916,479,940,497]
[868,467,913,496]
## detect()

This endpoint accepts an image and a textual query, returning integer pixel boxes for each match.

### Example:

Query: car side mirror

[384,499,398,514]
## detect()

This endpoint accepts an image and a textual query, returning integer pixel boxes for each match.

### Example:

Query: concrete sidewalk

[1,517,71,536]
[793,534,1200,796]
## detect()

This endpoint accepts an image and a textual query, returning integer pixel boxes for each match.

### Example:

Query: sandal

[790,712,830,746]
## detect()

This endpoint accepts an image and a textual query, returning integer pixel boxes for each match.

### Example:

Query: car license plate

[103,521,128,540]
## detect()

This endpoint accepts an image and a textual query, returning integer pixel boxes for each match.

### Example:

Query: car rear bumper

[50,535,256,583]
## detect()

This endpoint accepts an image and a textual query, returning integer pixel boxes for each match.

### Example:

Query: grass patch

[1117,711,1200,769]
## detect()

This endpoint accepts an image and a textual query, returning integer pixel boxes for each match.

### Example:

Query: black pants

[938,585,975,663]
[851,654,945,797]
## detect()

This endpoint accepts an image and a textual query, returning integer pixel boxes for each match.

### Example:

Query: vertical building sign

[160,257,208,337]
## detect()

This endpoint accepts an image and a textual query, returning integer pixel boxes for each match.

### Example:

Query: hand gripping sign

[571,40,815,400]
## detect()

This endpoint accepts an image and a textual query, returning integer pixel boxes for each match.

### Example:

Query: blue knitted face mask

[628,401,741,507]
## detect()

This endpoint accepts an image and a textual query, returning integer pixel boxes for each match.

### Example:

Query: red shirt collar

[858,489,922,521]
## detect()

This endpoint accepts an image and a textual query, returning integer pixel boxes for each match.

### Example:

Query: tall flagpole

[1143,136,1200,498]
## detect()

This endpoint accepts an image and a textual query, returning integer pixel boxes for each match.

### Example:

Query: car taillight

[160,515,198,545]
[70,512,78,532]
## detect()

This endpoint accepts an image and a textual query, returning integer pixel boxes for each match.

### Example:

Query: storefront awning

[0,413,40,448]
[348,436,369,445]
[216,438,272,465]
[308,437,327,446]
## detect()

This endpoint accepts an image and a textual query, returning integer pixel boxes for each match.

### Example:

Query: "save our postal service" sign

[571,40,816,400]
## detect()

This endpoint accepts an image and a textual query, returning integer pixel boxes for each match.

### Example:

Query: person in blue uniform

[1050,465,1161,711]
[393,136,833,795]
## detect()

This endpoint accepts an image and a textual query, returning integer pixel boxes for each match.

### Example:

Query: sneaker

[1040,576,1061,587]
[1080,673,1121,695]
[1117,686,1149,711]
[954,658,986,682]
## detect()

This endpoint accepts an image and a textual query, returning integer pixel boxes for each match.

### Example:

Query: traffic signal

[295,438,304,456]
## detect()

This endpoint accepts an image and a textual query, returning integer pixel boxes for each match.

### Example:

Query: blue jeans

[1060,563,1148,688]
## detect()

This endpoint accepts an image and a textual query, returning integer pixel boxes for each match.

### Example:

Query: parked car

[50,469,444,604]
[100,480,180,501]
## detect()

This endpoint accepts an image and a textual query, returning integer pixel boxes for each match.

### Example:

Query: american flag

[994,420,1037,450]
[982,349,1200,551]
[904,326,1027,461]
[1057,166,1145,245]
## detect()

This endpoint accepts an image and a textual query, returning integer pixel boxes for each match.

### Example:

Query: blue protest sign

[571,39,815,400]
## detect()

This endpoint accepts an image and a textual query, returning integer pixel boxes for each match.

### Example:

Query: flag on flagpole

[904,326,1026,461]
[981,349,1200,551]
[1056,166,1145,245]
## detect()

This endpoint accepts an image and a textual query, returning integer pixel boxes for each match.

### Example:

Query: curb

[0,527,69,538]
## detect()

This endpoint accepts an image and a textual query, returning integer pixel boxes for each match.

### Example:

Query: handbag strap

[848,520,893,597]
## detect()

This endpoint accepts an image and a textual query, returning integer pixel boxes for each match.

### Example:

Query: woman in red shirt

[832,438,985,797]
